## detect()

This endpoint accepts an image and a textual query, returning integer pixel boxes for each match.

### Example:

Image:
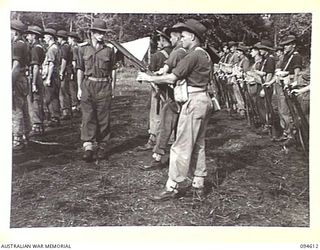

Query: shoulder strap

[35,44,43,49]
[160,49,169,59]
[17,39,25,44]
[260,57,268,72]
[283,53,294,71]
[78,41,89,47]
[195,47,211,62]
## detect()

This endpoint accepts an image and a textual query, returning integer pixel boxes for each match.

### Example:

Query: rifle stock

[281,80,309,153]
[260,76,276,136]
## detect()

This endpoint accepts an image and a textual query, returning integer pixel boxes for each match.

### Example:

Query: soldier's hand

[44,79,51,87]
[290,88,301,96]
[77,89,82,100]
[154,68,164,75]
[136,72,151,82]
[59,73,64,81]
[263,81,272,88]
[32,84,38,93]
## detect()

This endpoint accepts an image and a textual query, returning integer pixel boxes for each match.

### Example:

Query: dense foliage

[11,12,311,56]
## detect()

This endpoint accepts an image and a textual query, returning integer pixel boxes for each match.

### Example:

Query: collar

[89,39,106,53]
[174,42,184,50]
[47,40,56,49]
[60,40,68,46]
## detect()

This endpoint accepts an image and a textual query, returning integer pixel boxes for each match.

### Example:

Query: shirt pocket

[96,53,111,70]
[83,54,93,71]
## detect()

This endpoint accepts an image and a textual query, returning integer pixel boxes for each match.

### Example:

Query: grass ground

[11,67,309,227]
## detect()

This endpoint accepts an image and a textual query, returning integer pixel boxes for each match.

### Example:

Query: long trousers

[232,82,245,111]
[80,78,112,143]
[168,92,212,184]
[13,75,30,139]
[274,83,292,135]
[69,74,79,108]
[43,75,61,119]
[153,99,180,155]
[27,74,44,125]
[59,72,72,113]
[148,88,163,137]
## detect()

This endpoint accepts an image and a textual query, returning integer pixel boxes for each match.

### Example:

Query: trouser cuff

[83,141,93,151]
[192,176,204,189]
[165,178,178,193]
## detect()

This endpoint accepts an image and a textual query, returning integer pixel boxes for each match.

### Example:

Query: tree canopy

[11,11,311,55]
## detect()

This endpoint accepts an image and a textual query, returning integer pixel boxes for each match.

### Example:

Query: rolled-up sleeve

[172,53,197,80]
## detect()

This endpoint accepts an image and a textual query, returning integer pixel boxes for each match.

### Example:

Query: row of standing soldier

[12,20,81,150]
[213,37,309,154]
[136,24,310,200]
[11,19,117,161]
[11,17,310,201]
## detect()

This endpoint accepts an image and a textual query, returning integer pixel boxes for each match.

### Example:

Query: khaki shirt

[43,43,61,74]
[172,46,211,88]
[12,38,29,71]
[165,44,187,73]
[149,46,172,72]
[77,41,115,78]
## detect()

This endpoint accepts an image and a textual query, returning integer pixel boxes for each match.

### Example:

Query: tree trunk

[41,13,46,29]
[119,16,124,42]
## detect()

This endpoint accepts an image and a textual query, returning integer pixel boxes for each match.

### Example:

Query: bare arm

[265,72,273,83]
[60,58,67,79]
[294,68,301,82]
[136,72,178,85]
[32,64,40,92]
[291,85,310,96]
[155,64,169,75]
[44,61,54,86]
[263,74,276,87]
[77,69,84,99]
[111,69,116,98]
[12,60,21,86]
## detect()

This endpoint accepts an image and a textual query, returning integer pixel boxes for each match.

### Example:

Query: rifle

[28,67,34,103]
[240,76,260,126]
[213,71,226,107]
[108,40,165,102]
[260,76,277,136]
[218,64,234,112]
[235,76,247,108]
[280,79,309,154]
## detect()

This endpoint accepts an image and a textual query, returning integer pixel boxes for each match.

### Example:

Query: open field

[11,67,309,227]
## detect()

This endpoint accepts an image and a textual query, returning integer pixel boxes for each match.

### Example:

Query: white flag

[121,37,150,62]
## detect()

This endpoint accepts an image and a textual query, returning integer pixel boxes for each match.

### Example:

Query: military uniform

[58,31,74,119]
[256,51,276,126]
[42,28,61,125]
[70,42,80,110]
[296,69,310,123]
[152,43,187,157]
[277,49,302,137]
[137,19,214,200]
[225,48,239,109]
[77,32,115,159]
[147,45,172,143]
[166,45,213,191]
[68,31,81,111]
[12,21,30,149]
[231,47,250,115]
[27,32,46,135]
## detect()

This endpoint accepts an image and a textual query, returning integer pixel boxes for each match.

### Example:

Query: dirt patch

[11,67,309,227]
